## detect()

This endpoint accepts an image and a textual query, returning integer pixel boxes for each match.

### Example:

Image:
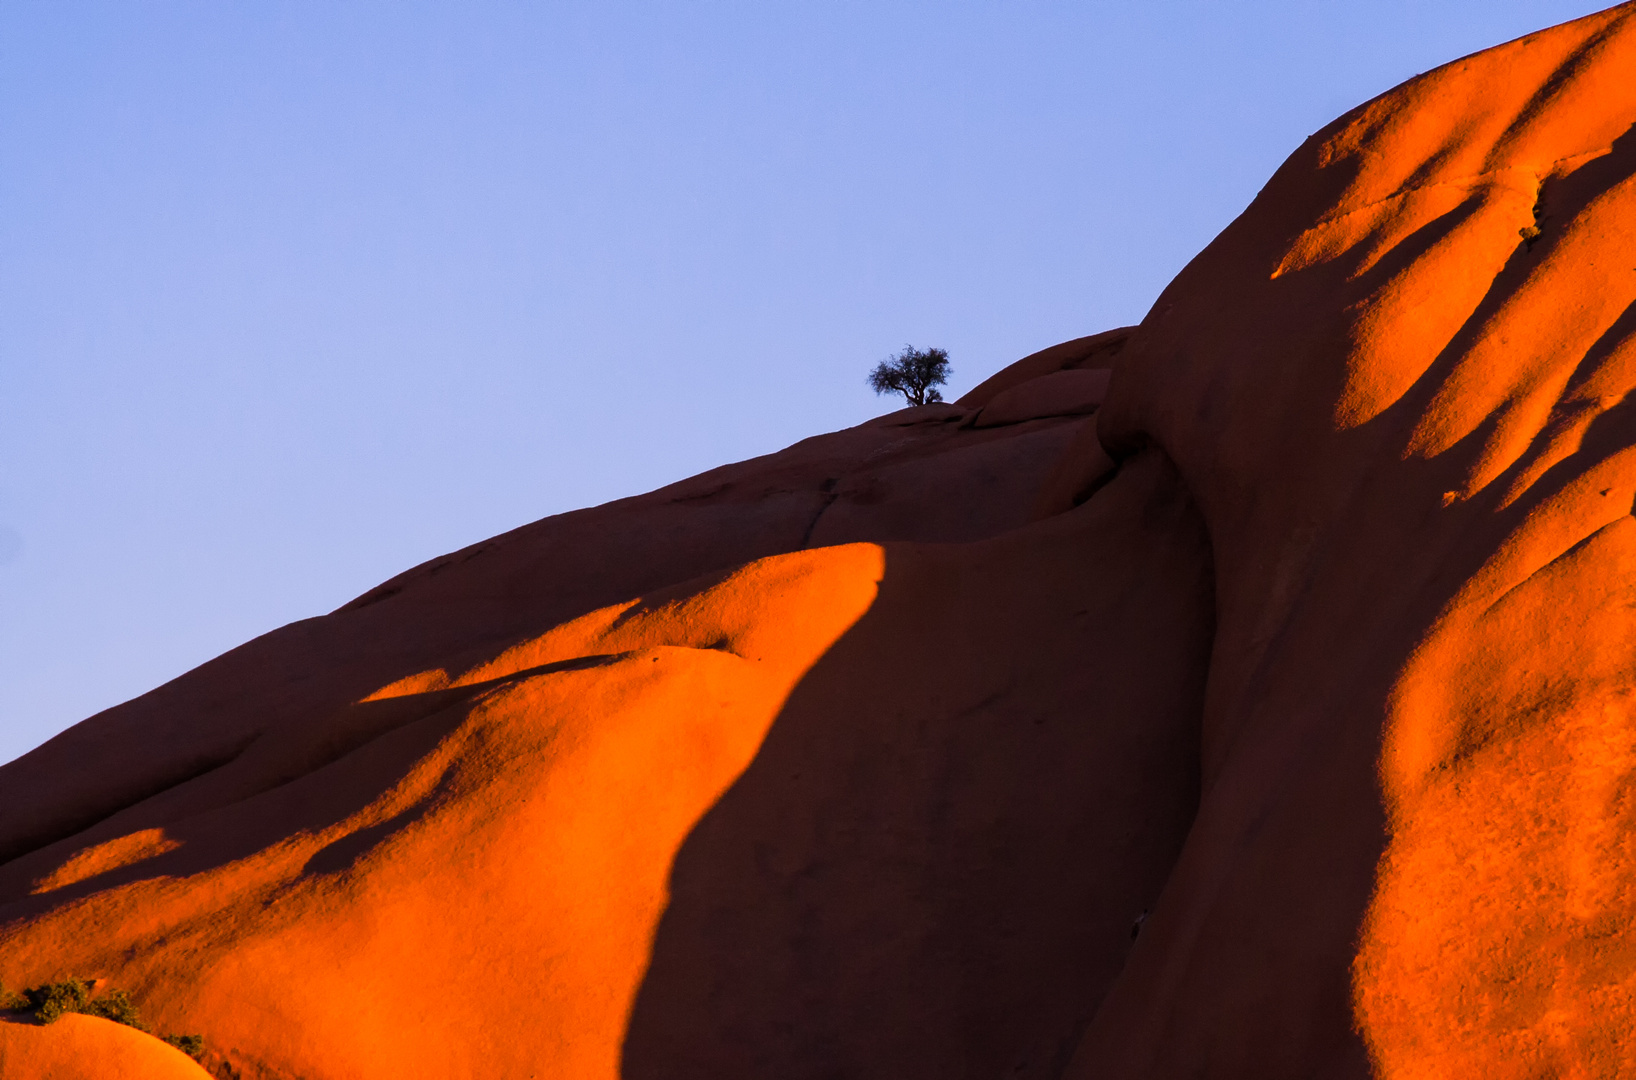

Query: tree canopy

[868,346,951,407]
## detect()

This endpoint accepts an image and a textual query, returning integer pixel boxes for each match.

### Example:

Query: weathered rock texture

[3,4,1636,1077]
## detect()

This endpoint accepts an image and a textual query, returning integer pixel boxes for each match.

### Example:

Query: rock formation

[3,4,1635,1076]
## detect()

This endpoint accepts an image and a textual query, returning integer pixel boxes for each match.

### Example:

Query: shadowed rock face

[621,449,1213,1080]
[5,4,1636,1078]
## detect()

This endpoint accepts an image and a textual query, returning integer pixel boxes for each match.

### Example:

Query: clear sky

[0,0,1610,764]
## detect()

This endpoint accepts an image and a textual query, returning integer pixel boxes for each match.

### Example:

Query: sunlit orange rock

[1,380,1199,1079]
[0,1015,211,1080]
[1063,3,1636,1077]
[3,3,1636,1077]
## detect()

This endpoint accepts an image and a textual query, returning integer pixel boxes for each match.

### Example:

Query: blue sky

[0,0,1609,763]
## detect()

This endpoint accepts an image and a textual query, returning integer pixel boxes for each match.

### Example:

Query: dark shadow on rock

[621,447,1215,1080]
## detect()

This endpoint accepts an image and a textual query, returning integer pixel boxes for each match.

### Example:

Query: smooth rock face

[3,4,1636,1078]
[957,326,1132,409]
[0,384,1136,1080]
[0,1016,211,1080]
[972,368,1112,428]
[1069,4,1636,1077]
[621,450,1212,1080]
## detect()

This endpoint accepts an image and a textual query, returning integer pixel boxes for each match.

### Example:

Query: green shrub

[163,1033,206,1059]
[80,987,145,1029]
[0,980,28,1011]
[1,976,205,1062]
[26,979,94,1025]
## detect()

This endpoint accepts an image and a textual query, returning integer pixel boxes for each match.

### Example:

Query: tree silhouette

[868,345,951,407]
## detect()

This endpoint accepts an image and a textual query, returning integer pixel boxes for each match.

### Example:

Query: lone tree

[868,345,951,407]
